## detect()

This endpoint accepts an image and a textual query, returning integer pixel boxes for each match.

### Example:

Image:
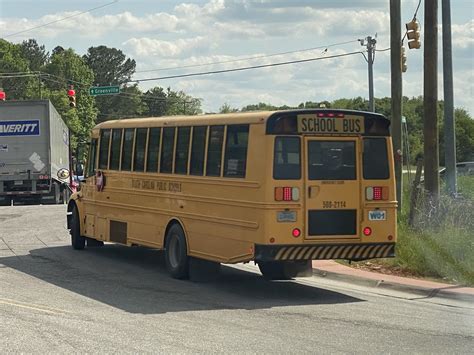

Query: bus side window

[160,127,176,174]
[190,126,207,176]
[224,124,249,178]
[86,138,98,177]
[146,128,161,172]
[133,128,148,172]
[109,129,123,170]
[206,126,224,176]
[98,129,111,170]
[121,128,134,171]
[174,127,191,174]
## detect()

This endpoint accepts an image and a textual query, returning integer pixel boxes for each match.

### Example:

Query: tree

[143,87,168,117]
[0,39,37,99]
[83,46,137,119]
[219,103,239,113]
[83,45,136,85]
[43,48,98,147]
[18,39,49,72]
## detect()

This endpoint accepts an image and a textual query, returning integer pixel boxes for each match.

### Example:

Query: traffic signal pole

[390,0,403,210]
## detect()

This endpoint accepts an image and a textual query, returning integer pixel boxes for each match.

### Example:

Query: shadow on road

[0,244,363,314]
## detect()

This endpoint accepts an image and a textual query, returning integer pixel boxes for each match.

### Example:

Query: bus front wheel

[165,224,189,279]
[70,205,85,250]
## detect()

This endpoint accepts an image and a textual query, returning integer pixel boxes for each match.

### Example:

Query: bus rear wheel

[70,205,85,250]
[165,224,189,279]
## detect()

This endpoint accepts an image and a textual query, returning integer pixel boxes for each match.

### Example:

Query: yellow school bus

[67,109,397,280]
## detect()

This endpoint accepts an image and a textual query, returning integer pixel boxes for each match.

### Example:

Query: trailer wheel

[70,205,85,250]
[164,224,189,279]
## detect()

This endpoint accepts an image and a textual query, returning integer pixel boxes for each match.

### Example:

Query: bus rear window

[273,137,301,180]
[363,138,389,179]
[308,141,356,180]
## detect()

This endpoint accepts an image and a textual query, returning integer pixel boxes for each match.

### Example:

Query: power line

[2,0,118,39]
[130,51,363,84]
[134,39,359,74]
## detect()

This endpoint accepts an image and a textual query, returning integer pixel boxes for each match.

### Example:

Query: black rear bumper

[255,242,395,262]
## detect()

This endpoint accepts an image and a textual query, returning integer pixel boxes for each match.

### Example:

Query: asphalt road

[1,205,473,353]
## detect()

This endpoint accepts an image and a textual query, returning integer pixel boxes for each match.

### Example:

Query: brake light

[292,228,301,238]
[275,187,299,201]
[363,227,372,236]
[366,186,389,200]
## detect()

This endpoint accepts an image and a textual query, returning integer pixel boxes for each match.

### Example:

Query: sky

[1,0,473,114]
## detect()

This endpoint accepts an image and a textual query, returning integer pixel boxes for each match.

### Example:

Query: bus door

[304,137,360,239]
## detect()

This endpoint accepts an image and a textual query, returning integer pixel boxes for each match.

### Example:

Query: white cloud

[123,36,208,57]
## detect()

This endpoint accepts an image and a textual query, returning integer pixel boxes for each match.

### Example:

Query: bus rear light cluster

[366,186,389,201]
[275,187,299,201]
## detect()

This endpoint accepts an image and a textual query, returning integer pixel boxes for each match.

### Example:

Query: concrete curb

[312,265,474,303]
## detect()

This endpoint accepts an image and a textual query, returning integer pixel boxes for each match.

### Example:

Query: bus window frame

[133,127,148,172]
[109,128,123,171]
[206,125,225,177]
[98,129,111,170]
[146,127,162,173]
[174,126,191,175]
[121,128,135,172]
[86,138,98,178]
[190,126,208,176]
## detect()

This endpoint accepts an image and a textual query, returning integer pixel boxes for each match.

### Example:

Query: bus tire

[164,224,189,279]
[70,205,86,250]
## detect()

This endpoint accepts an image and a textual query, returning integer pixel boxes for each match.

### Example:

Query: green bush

[392,176,474,285]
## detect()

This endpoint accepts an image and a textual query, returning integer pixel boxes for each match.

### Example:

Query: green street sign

[89,86,120,96]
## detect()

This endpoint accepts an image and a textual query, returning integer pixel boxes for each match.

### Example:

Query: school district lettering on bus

[66,109,397,280]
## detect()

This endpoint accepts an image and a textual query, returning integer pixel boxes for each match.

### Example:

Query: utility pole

[442,0,457,195]
[360,36,377,112]
[424,0,440,202]
[390,0,403,210]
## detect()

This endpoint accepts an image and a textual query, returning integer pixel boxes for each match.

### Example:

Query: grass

[386,175,474,285]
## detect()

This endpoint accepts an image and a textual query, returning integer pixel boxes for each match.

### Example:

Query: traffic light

[67,85,76,108]
[406,20,421,49]
[0,89,5,101]
[401,46,407,73]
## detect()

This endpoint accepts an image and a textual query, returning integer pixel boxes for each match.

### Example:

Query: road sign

[89,86,120,96]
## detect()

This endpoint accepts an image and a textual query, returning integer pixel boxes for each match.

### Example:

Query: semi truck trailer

[0,100,71,205]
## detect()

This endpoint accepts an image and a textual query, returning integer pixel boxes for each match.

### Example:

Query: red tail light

[363,227,372,236]
[292,228,301,238]
[373,187,382,200]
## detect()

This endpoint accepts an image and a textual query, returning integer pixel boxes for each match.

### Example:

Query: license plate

[368,210,386,221]
[14,180,23,185]
[277,211,296,222]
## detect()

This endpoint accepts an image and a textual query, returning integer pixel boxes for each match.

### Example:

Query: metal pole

[424,0,440,203]
[390,0,403,210]
[442,0,457,195]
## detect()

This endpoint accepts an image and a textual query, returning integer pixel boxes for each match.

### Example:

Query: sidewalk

[312,260,474,302]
